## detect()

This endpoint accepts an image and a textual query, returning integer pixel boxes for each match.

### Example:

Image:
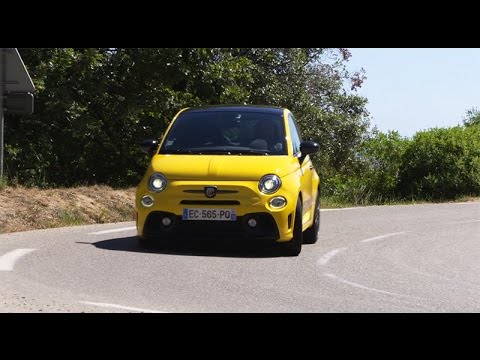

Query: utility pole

[0,48,5,181]
[0,48,35,182]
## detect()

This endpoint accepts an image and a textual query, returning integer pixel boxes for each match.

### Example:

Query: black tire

[279,198,303,256]
[303,191,320,245]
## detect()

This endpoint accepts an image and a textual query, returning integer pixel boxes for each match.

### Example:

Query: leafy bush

[398,125,480,200]
[324,130,408,204]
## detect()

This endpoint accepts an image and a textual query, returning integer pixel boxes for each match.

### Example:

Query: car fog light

[269,196,287,209]
[162,217,172,226]
[141,195,154,207]
[247,218,257,227]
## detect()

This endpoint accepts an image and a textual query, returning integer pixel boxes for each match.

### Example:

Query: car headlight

[148,173,167,192]
[258,174,281,194]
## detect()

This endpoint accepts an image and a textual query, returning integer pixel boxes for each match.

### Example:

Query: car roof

[183,105,285,115]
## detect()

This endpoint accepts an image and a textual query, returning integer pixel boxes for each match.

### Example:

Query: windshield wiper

[162,148,196,155]
[161,147,270,155]
[192,148,271,155]
[227,149,270,155]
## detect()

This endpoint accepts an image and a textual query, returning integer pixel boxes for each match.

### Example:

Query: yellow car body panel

[136,106,320,247]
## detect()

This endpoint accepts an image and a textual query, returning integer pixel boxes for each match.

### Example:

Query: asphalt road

[1,201,479,312]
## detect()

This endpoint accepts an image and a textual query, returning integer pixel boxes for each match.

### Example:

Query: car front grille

[179,200,240,205]
[183,190,239,194]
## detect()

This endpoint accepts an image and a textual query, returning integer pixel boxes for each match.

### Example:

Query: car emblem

[204,186,217,198]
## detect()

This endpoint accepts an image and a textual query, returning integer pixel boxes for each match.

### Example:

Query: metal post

[0,48,5,181]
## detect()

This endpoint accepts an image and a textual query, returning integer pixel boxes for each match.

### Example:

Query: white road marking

[321,207,362,212]
[0,249,36,271]
[324,273,402,296]
[317,247,348,266]
[361,231,406,243]
[79,301,167,313]
[88,226,136,235]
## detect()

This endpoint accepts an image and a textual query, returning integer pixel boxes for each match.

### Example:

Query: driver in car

[250,120,284,152]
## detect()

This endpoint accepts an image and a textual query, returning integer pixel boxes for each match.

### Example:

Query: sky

[346,48,480,138]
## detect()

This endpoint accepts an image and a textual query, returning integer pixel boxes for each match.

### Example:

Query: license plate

[182,208,237,221]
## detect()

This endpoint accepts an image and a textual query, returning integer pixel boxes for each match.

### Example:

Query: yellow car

[136,105,320,256]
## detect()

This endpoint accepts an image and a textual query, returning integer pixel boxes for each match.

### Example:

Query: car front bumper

[136,179,298,242]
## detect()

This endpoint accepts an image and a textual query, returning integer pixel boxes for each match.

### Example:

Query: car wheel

[279,198,303,256]
[303,191,320,244]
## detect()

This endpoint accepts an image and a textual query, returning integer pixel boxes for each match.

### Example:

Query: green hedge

[399,125,480,200]
[324,125,480,204]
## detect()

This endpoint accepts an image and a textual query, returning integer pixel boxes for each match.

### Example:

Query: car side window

[288,113,302,156]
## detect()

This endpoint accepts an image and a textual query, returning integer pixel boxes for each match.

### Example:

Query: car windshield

[160,110,287,155]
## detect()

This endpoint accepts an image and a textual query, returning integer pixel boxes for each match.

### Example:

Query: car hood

[151,154,297,180]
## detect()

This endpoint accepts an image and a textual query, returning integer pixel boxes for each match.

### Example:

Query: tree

[324,129,408,204]
[6,48,369,188]
[463,107,480,127]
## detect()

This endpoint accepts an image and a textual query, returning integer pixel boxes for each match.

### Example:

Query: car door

[287,113,314,228]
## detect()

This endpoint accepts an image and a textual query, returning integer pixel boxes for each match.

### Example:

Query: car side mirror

[140,139,159,157]
[298,141,319,164]
[300,140,320,156]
